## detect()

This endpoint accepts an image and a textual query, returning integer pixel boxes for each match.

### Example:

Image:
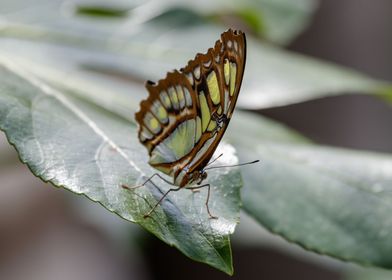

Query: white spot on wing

[186,72,194,86]
[215,54,220,63]
[203,60,211,68]
[194,66,201,80]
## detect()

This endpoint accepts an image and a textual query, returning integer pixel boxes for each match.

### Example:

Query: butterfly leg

[143,186,182,218]
[122,173,181,218]
[186,184,218,219]
[122,173,173,190]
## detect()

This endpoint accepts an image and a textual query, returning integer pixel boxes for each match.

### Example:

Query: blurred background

[1,0,392,279]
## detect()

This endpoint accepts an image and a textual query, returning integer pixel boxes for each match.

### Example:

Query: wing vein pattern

[135,29,246,186]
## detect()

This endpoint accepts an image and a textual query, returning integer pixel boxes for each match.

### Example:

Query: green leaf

[0,58,242,275]
[74,6,129,18]
[227,111,392,268]
[378,87,392,104]
[73,1,135,18]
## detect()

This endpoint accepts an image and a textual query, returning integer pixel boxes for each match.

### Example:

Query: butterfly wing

[135,70,199,177]
[135,29,246,183]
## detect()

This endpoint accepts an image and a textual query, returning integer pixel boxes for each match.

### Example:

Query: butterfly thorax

[174,166,207,187]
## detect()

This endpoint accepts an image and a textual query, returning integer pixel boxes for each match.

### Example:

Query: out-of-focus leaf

[238,41,391,109]
[1,5,391,110]
[0,58,242,275]
[147,7,205,27]
[379,88,392,104]
[245,0,319,44]
[227,111,392,269]
[1,0,318,45]
[74,5,130,18]
[149,0,319,45]
[108,25,390,109]
[345,267,392,280]
[235,8,265,35]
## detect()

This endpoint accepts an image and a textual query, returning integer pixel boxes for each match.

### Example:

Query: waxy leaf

[228,112,392,268]
[0,59,242,275]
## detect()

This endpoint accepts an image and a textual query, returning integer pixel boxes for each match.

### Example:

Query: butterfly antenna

[204,160,260,170]
[206,153,224,167]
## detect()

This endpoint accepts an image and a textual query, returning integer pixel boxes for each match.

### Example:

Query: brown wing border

[134,29,246,175]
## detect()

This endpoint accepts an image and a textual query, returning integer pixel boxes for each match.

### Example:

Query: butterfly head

[186,169,208,186]
[195,170,208,185]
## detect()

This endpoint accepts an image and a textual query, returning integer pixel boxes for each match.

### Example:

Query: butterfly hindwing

[135,29,246,181]
[135,71,197,176]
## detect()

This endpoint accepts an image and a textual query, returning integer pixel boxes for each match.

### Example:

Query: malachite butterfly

[128,29,247,218]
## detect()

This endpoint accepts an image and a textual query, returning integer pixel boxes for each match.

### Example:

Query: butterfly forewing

[135,29,246,185]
